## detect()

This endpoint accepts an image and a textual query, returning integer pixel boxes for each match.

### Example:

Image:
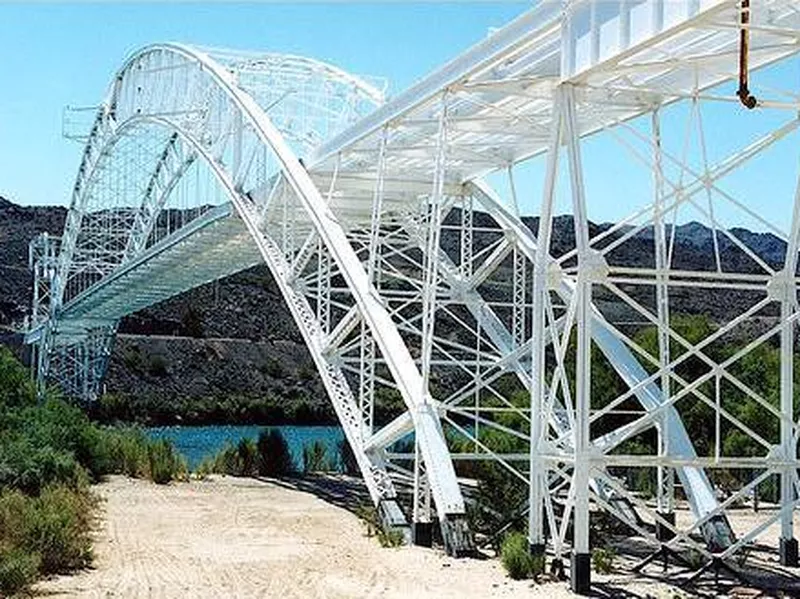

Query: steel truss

[28,0,800,589]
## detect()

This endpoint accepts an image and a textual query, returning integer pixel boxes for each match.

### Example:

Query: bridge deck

[59,204,261,329]
[311,0,800,195]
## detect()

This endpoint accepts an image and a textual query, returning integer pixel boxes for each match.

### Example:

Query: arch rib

[157,44,472,548]
[45,44,474,554]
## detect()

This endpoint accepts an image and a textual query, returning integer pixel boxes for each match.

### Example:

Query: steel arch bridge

[26,0,800,591]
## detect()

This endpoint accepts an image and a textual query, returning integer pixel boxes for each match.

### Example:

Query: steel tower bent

[28,1,800,589]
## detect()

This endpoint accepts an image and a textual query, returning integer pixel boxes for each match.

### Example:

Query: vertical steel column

[528,89,563,561]
[652,110,676,536]
[361,127,389,440]
[420,92,448,391]
[564,84,592,595]
[414,92,449,541]
[367,127,388,284]
[412,437,433,547]
[779,167,800,566]
[461,193,478,447]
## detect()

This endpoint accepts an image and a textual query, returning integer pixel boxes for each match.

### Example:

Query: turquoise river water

[146,424,344,471]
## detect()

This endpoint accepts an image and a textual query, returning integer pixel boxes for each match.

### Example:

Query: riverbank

[35,476,574,599]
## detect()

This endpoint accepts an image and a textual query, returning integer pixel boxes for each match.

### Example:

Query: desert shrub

[379,527,404,548]
[297,362,316,382]
[338,439,359,475]
[198,441,249,477]
[467,460,527,553]
[121,346,143,373]
[24,485,95,574]
[0,548,40,596]
[500,532,535,580]
[382,524,407,547]
[354,505,404,548]
[146,439,186,484]
[355,504,381,538]
[0,486,94,578]
[194,457,214,480]
[103,427,150,478]
[0,439,86,495]
[0,347,36,409]
[302,440,331,473]
[257,429,294,476]
[592,546,616,574]
[260,358,284,378]
[148,354,168,377]
[0,348,192,592]
[214,442,240,474]
[236,438,259,477]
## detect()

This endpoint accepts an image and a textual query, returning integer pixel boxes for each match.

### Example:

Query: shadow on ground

[265,473,372,516]
[261,476,800,597]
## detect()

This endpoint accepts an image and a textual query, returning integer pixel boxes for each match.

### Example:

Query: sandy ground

[35,476,797,599]
[36,476,576,599]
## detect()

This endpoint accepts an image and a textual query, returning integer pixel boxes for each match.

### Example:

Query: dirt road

[40,475,795,598]
[37,476,575,599]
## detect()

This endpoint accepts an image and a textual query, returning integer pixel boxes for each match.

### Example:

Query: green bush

[378,527,405,548]
[0,485,94,578]
[354,505,404,548]
[0,347,192,593]
[201,434,290,478]
[236,438,259,477]
[257,429,294,477]
[104,427,150,478]
[592,546,616,574]
[0,548,40,596]
[148,355,168,377]
[121,347,143,373]
[302,440,331,473]
[147,439,186,484]
[215,442,240,475]
[260,358,284,379]
[0,439,86,495]
[500,532,535,580]
[25,486,95,574]
[193,457,214,480]
[197,440,248,477]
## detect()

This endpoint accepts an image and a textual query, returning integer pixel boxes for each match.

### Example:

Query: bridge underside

[60,204,260,327]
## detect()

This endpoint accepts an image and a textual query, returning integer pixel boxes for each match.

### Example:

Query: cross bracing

[27,1,800,591]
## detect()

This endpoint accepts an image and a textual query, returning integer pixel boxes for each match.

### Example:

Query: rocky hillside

[0,195,791,421]
[0,194,327,421]
[0,196,67,327]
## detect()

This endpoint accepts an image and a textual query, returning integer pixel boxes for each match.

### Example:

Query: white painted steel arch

[38,43,472,554]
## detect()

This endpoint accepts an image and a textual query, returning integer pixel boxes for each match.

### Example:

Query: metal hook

[738,0,758,109]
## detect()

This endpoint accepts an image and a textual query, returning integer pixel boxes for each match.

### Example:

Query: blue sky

[1,2,799,234]
[0,2,527,207]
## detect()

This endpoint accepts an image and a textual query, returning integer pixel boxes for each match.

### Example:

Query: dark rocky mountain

[0,195,791,419]
[1,194,326,420]
[0,197,67,327]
